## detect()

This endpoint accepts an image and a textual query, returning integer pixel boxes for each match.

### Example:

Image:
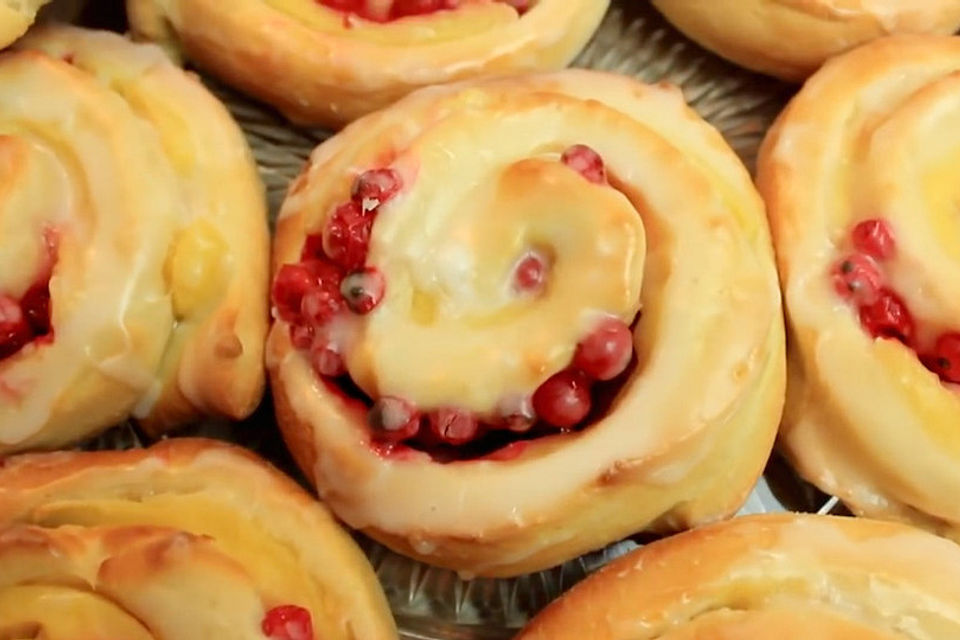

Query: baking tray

[62,1,842,638]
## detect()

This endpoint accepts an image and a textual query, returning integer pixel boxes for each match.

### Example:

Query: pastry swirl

[758,35,960,538]
[516,513,960,639]
[126,0,609,128]
[0,438,397,640]
[0,25,269,453]
[267,70,786,577]
[652,0,960,81]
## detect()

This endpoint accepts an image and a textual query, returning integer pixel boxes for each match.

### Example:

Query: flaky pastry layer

[758,35,960,539]
[126,0,609,128]
[0,26,268,452]
[652,0,960,81]
[267,70,785,577]
[516,513,960,640]
[0,438,397,640]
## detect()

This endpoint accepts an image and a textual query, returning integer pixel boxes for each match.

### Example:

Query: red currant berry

[831,254,883,305]
[859,288,915,345]
[323,201,373,270]
[851,218,895,261]
[532,369,592,428]
[561,144,606,184]
[573,317,634,381]
[262,605,313,640]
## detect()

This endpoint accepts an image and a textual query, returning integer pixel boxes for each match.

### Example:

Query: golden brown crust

[126,0,610,128]
[652,0,960,81]
[517,513,960,639]
[757,35,960,539]
[0,26,268,453]
[0,438,397,640]
[267,70,785,577]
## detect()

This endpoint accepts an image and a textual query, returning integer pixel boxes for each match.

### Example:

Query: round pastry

[516,513,960,639]
[0,25,269,453]
[0,0,51,50]
[0,438,397,640]
[266,69,786,577]
[125,0,610,128]
[758,35,960,539]
[651,0,960,82]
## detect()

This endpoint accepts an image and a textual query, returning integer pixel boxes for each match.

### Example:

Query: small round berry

[513,252,548,294]
[351,168,403,212]
[428,408,480,445]
[261,605,313,640]
[301,288,343,327]
[298,261,345,326]
[369,396,421,442]
[561,144,606,184]
[574,317,634,381]
[532,369,592,428]
[851,218,895,261]
[831,254,883,305]
[341,267,386,314]
[323,201,373,270]
[271,264,316,323]
[858,288,914,345]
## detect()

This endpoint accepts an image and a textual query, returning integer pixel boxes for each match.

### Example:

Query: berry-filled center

[0,232,56,363]
[317,0,530,22]
[831,218,960,383]
[273,145,644,461]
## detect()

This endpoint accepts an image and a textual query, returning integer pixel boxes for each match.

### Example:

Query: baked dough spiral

[125,0,609,128]
[0,0,50,49]
[758,36,960,539]
[0,25,269,453]
[516,513,960,639]
[0,438,397,640]
[651,0,960,82]
[267,69,786,577]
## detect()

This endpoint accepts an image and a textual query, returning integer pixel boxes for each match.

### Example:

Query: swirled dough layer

[517,514,960,640]
[268,69,785,577]
[758,35,960,538]
[0,438,397,640]
[126,0,609,127]
[0,26,269,453]
[652,0,960,81]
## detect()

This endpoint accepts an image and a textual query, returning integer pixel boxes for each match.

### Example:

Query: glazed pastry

[0,25,269,453]
[758,36,960,539]
[266,69,786,577]
[126,0,610,128]
[652,0,960,81]
[516,513,960,639]
[0,438,397,640]
[0,0,50,49]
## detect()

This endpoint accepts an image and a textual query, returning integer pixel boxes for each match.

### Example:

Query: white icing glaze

[269,70,784,574]
[354,148,645,413]
[761,36,960,533]
[0,26,267,450]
